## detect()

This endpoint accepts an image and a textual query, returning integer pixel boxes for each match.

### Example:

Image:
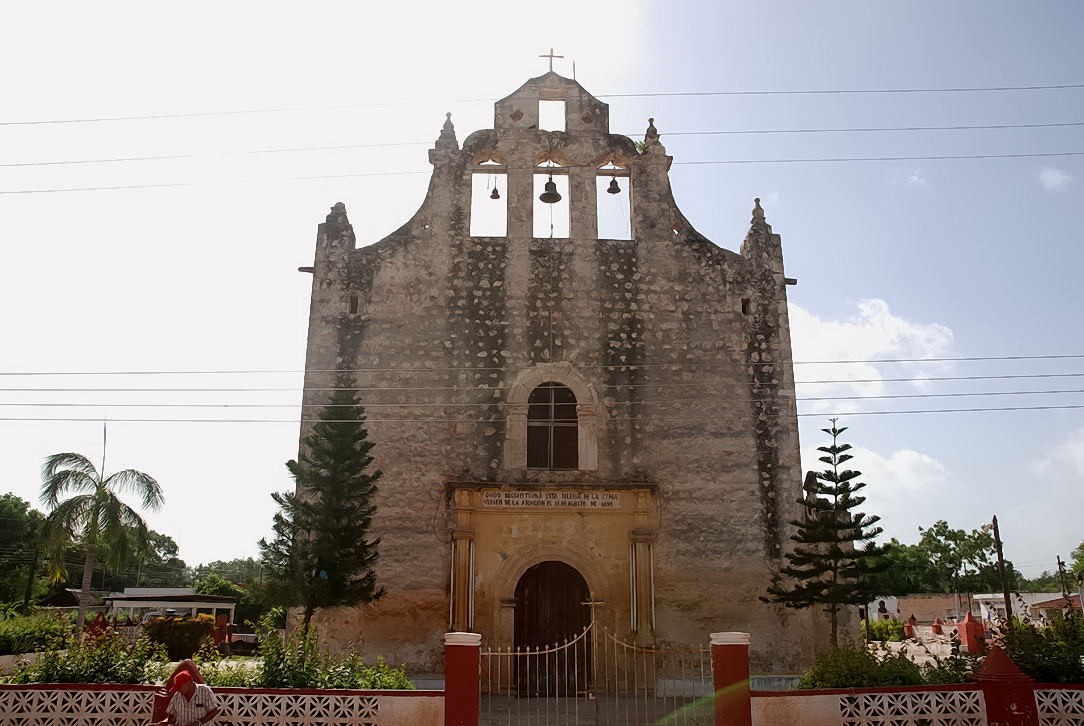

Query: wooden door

[514,561,591,695]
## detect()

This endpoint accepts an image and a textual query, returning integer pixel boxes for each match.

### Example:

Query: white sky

[1,1,1081,577]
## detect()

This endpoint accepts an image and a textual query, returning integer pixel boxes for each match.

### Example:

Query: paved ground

[876,638,957,665]
[479,694,714,726]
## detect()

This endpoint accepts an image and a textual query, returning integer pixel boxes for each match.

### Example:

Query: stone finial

[323,202,355,246]
[435,112,459,151]
[641,117,665,155]
[326,202,349,227]
[741,196,776,261]
[645,117,659,142]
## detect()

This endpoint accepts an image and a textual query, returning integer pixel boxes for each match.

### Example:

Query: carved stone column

[450,489,476,631]
[630,490,656,637]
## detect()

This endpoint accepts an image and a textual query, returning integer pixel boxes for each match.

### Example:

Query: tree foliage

[187,558,269,627]
[1071,541,1084,575]
[869,522,1022,596]
[39,451,164,630]
[259,373,384,629]
[0,494,47,606]
[763,420,885,645]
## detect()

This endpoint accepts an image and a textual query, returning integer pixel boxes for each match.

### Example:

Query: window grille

[527,382,578,469]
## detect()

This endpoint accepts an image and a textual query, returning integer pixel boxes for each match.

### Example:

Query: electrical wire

[0,353,1082,376]
[4,150,1084,195]
[4,372,1084,393]
[2,403,1083,422]
[2,388,1084,408]
[5,121,1084,169]
[3,82,1082,126]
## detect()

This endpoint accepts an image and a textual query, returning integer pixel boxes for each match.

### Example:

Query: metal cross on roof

[539,47,564,72]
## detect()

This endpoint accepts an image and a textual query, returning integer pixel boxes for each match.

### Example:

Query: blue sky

[0,1,1080,576]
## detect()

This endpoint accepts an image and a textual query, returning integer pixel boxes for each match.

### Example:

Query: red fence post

[444,632,481,726]
[710,632,752,726]
[971,646,1039,726]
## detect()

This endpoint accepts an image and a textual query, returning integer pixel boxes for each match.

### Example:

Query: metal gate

[480,622,713,725]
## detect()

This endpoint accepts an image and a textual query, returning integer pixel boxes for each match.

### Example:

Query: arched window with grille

[527,382,578,469]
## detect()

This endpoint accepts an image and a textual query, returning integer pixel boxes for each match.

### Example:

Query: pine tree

[763,419,884,646]
[260,373,384,631]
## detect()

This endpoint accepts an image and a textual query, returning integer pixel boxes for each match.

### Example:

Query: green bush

[255,627,414,690]
[143,614,215,660]
[797,641,980,689]
[863,618,905,642]
[1006,612,1084,683]
[191,636,258,688]
[6,631,167,684]
[0,612,71,655]
[921,649,982,685]
[798,642,924,689]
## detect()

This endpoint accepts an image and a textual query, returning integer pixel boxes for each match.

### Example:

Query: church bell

[539,175,562,204]
[607,177,621,194]
[490,187,500,200]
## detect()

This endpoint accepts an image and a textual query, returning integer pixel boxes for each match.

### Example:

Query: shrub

[0,612,71,655]
[1005,612,1084,683]
[255,627,414,690]
[798,640,981,689]
[863,618,906,642]
[6,631,167,684]
[798,642,924,689]
[143,614,215,660]
[921,650,982,684]
[191,635,259,688]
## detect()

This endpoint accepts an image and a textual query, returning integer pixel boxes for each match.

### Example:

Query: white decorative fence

[839,688,987,726]
[0,684,443,726]
[0,685,151,725]
[1036,687,1084,726]
[751,685,987,726]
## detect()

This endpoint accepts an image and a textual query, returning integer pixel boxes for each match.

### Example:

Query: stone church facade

[299,72,816,673]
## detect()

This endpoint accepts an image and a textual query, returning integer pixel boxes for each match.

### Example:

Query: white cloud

[1037,166,1074,192]
[1030,426,1084,478]
[759,192,781,209]
[800,444,951,544]
[906,169,927,186]
[789,299,955,412]
[891,168,928,187]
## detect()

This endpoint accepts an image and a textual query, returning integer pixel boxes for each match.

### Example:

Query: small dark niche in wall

[349,295,359,315]
[741,298,751,315]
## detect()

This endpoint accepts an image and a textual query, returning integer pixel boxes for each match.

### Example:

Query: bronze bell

[539,176,562,204]
[490,187,500,200]
[607,177,621,194]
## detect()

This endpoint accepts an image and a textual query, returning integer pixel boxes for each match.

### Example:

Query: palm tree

[39,451,164,631]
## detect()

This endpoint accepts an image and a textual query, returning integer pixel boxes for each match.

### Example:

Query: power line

[1,403,1082,423]
[3,372,1084,392]
[5,151,1084,195]
[6,121,1084,169]
[3,82,1082,126]
[0,353,1081,377]
[673,151,1084,166]
[3,388,1083,408]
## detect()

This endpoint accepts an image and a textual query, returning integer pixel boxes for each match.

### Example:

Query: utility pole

[990,515,1014,625]
[1057,555,1072,604]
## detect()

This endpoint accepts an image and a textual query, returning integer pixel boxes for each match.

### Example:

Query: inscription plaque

[481,490,620,509]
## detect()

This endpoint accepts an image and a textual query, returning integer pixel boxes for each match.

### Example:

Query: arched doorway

[514,561,591,695]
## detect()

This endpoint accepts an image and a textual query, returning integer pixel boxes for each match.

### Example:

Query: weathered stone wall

[301,72,816,673]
